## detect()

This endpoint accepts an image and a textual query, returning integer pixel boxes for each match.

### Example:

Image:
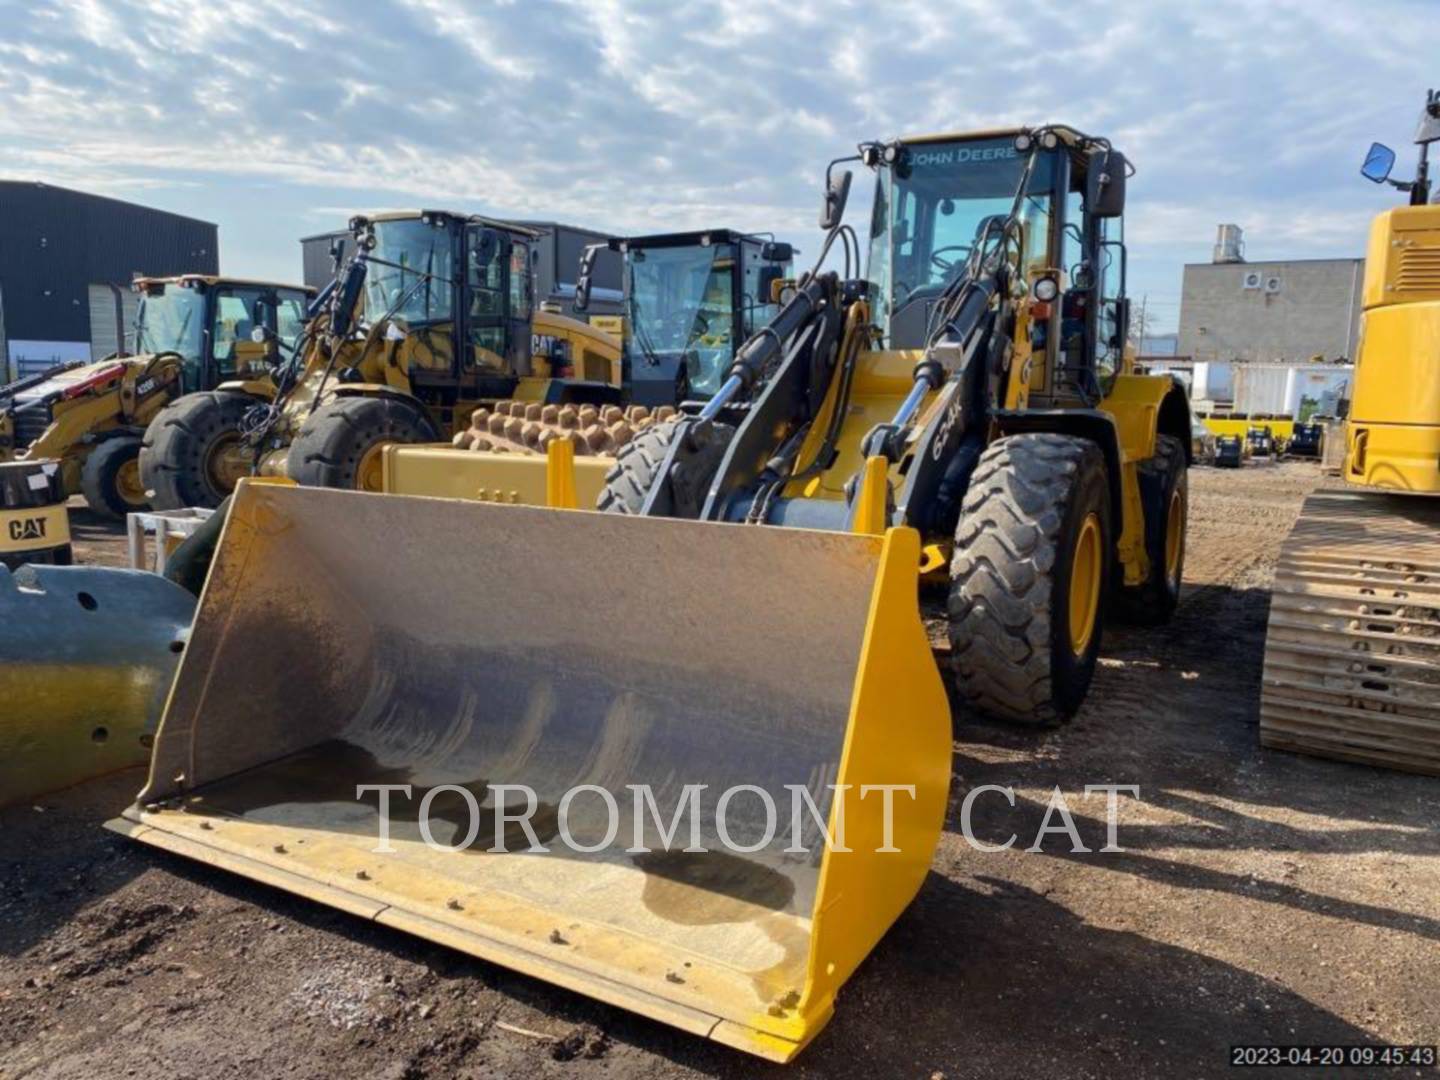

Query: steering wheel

[930,245,972,276]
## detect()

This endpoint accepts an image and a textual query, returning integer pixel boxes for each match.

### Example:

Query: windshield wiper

[629,296,664,367]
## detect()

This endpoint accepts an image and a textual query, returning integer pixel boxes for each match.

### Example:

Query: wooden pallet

[1260,491,1440,776]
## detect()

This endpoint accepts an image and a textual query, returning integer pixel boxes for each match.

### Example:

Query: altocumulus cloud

[0,0,1431,320]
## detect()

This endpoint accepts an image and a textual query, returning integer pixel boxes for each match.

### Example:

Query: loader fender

[0,564,195,806]
[110,481,950,1062]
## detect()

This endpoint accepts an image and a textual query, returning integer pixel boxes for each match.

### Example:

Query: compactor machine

[0,275,309,516]
[140,213,619,506]
[1261,93,1440,774]
[112,124,1188,1061]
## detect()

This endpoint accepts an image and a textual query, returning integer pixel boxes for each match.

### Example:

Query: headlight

[1013,133,1033,152]
[882,142,902,164]
[1032,276,1059,303]
[1040,130,1059,150]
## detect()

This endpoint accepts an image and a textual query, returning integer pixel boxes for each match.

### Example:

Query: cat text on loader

[140,212,620,506]
[0,275,309,517]
[109,124,1186,1063]
[1261,92,1440,775]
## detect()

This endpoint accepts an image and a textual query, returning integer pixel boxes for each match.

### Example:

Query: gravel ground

[2,462,1436,1079]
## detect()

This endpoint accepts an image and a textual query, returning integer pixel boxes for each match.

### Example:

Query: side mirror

[1087,149,1127,218]
[1361,142,1396,184]
[820,169,852,230]
[757,265,784,300]
[575,244,600,312]
[328,237,346,269]
[761,241,793,263]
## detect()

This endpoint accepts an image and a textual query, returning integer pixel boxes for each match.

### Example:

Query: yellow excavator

[139,213,620,506]
[1260,92,1440,775]
[0,275,309,517]
[110,125,1190,1060]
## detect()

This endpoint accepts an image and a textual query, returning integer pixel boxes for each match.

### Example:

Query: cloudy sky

[0,0,1432,331]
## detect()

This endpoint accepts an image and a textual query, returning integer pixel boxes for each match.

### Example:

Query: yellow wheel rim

[357,442,388,492]
[116,457,146,506]
[1068,512,1101,656]
[205,434,251,494]
[1164,488,1184,584]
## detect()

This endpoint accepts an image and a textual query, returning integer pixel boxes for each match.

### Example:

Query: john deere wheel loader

[1260,93,1440,775]
[140,213,620,507]
[0,275,309,517]
[110,124,1187,1062]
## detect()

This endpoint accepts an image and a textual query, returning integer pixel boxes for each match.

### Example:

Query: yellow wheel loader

[140,213,620,507]
[109,125,1187,1062]
[1261,93,1440,775]
[0,276,309,518]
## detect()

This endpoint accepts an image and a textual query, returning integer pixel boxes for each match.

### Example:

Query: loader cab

[133,277,310,393]
[352,212,539,394]
[863,128,1129,404]
[604,231,793,407]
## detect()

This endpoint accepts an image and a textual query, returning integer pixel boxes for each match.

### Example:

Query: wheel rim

[357,442,388,492]
[205,434,251,494]
[116,457,146,506]
[1164,488,1184,585]
[1069,512,1102,656]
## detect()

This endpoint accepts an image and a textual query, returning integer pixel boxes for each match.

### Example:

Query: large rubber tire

[286,396,440,492]
[79,436,147,519]
[948,433,1112,726]
[595,420,731,516]
[140,391,258,511]
[1113,434,1187,625]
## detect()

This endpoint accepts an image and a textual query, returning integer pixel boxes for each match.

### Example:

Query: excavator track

[1260,490,1440,775]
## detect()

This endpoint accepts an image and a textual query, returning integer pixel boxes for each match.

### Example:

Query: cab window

[508,242,531,321]
[210,288,267,378]
[276,292,307,358]
[467,228,508,362]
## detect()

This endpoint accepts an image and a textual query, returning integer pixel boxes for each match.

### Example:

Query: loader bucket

[107,481,950,1061]
[1,565,196,806]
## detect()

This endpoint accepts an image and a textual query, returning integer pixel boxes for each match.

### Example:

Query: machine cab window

[209,287,273,381]
[467,225,510,365]
[866,136,1056,349]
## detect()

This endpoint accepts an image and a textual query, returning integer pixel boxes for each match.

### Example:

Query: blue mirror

[1361,142,1396,183]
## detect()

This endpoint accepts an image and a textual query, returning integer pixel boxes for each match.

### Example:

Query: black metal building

[299,219,624,318]
[0,181,217,379]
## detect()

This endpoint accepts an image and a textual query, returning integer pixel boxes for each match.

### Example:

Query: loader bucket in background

[107,481,951,1061]
[1,565,196,806]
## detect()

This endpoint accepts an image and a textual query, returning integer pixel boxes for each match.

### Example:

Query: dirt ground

[2,464,1436,1079]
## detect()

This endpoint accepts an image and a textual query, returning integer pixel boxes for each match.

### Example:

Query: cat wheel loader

[1261,93,1440,775]
[109,124,1188,1062]
[139,213,620,507]
[0,275,309,517]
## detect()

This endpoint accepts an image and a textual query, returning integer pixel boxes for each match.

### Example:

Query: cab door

[465,225,511,375]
